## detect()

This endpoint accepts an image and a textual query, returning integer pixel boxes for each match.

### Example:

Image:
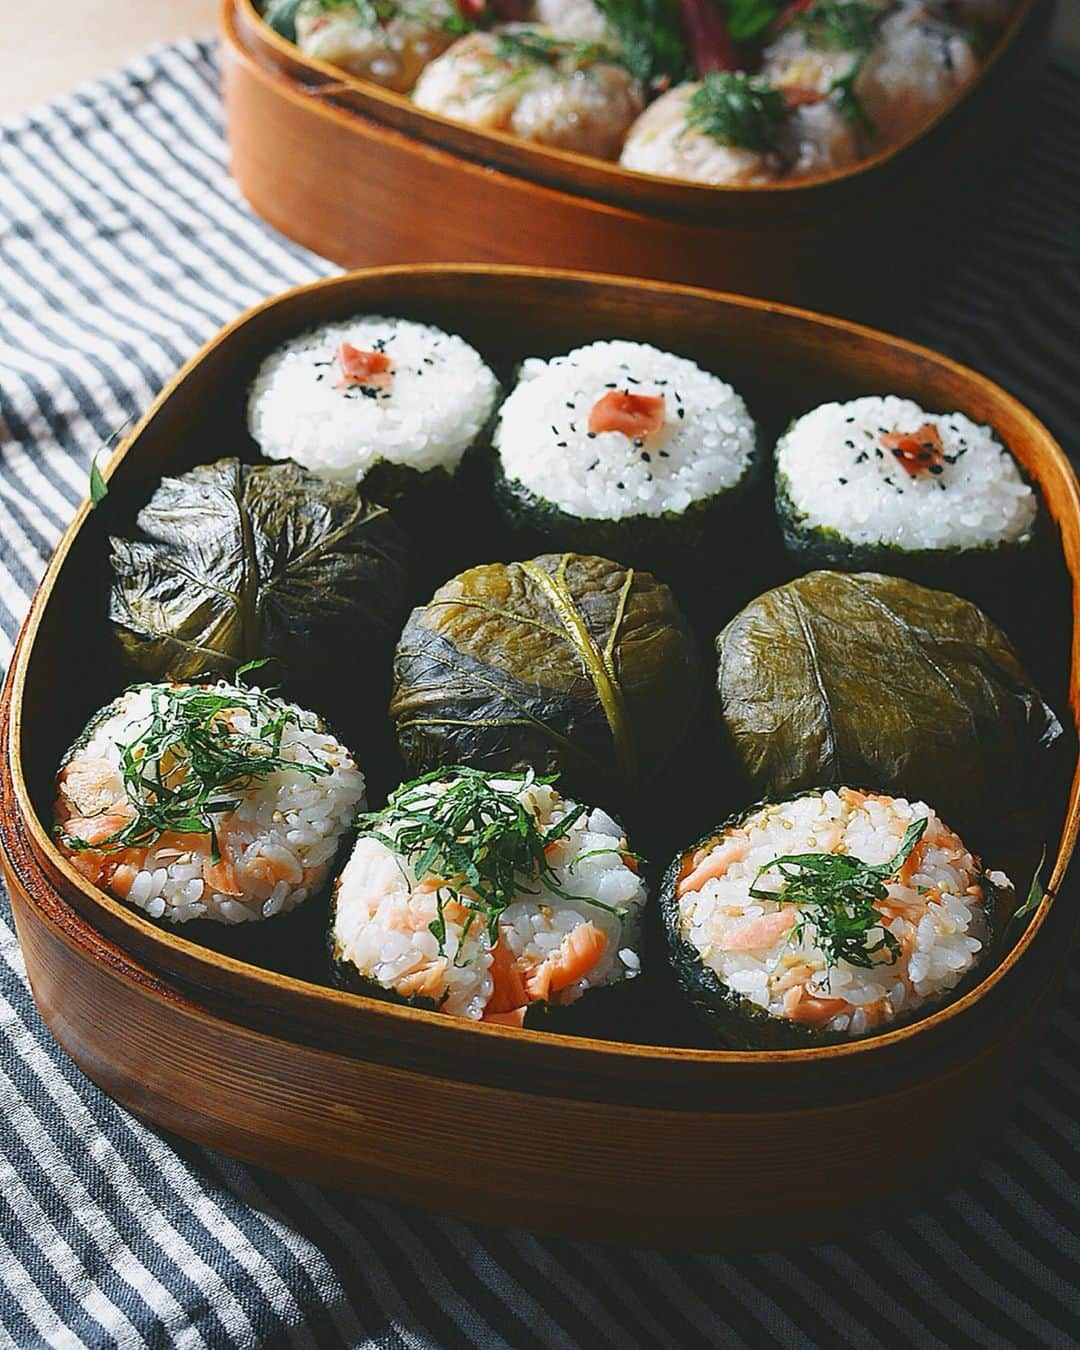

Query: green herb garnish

[357,766,628,954]
[88,419,131,510]
[60,684,332,861]
[794,0,876,50]
[684,71,788,150]
[593,0,689,87]
[494,29,616,70]
[724,0,782,42]
[749,817,928,975]
[1012,845,1047,921]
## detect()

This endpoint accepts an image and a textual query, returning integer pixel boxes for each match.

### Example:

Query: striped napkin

[0,37,1078,1349]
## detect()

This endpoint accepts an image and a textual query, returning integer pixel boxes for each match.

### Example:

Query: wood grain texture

[2,267,1077,1243]
[220,0,1054,315]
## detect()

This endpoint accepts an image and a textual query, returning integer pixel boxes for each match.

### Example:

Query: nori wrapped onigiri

[491,340,761,582]
[660,787,1009,1048]
[329,767,647,1026]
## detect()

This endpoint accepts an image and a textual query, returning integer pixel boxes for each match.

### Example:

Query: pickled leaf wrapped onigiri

[390,552,702,807]
[715,571,1062,835]
[109,458,409,725]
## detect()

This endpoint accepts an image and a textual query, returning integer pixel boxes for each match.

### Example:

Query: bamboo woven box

[2,266,1077,1246]
[220,0,1054,315]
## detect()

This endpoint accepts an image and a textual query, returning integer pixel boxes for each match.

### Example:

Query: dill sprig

[494,29,616,69]
[793,0,877,51]
[357,767,628,954]
[60,684,332,861]
[749,817,928,974]
[593,0,689,88]
[684,72,788,149]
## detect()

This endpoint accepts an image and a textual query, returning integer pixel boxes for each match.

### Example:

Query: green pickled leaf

[390,552,701,802]
[109,457,409,688]
[716,571,1063,835]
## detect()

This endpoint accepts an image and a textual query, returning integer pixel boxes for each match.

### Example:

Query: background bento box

[220,0,1055,316]
[2,266,1077,1247]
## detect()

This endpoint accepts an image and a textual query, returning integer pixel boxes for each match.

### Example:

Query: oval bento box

[220,0,1054,316]
[2,267,1078,1248]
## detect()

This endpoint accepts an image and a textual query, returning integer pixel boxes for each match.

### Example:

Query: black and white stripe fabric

[1,38,1078,1349]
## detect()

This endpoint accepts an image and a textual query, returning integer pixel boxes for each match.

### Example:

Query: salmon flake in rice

[329,767,647,1022]
[53,681,366,925]
[670,788,1005,1039]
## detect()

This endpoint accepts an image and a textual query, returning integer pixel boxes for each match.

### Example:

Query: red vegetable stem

[678,0,739,74]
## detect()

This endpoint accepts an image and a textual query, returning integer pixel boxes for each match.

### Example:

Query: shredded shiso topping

[356,767,630,955]
[750,816,928,978]
[59,679,333,861]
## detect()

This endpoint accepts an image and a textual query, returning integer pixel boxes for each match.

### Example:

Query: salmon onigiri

[329,767,647,1023]
[54,681,365,925]
[661,788,1008,1047]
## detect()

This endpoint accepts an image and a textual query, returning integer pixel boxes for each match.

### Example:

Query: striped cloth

[0,36,1078,1350]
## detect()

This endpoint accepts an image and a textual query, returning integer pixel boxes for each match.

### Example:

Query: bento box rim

[7,263,1078,1068]
[229,0,1041,205]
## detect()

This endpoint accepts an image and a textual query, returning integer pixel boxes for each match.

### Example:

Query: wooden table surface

[3,0,1077,119]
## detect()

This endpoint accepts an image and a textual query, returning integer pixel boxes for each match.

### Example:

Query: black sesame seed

[659,450,670,458]
[855,451,868,464]
[587,431,597,439]
[556,441,567,448]
[587,459,599,471]
[616,481,625,490]
[641,451,651,462]
[677,409,685,419]
[928,464,944,475]
[838,477,848,485]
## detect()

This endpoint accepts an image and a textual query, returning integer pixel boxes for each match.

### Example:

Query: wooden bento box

[2,267,1077,1247]
[221,0,1055,316]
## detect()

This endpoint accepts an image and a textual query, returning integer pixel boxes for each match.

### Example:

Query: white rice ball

[855,3,979,144]
[412,29,641,160]
[247,316,499,485]
[776,394,1036,551]
[295,0,457,91]
[620,83,778,185]
[494,339,757,520]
